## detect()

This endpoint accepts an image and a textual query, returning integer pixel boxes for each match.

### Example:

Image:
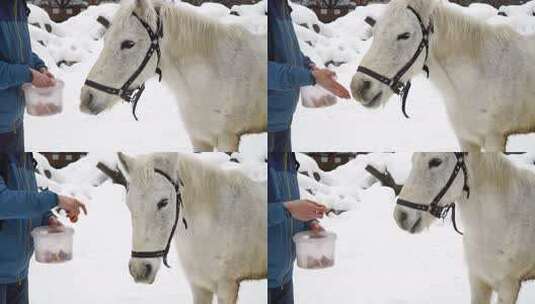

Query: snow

[290,1,535,151]
[294,152,535,303]
[30,152,267,303]
[24,2,266,152]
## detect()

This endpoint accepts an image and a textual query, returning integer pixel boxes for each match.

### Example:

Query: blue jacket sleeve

[268,61,315,92]
[41,210,54,225]
[0,175,59,220]
[30,52,46,70]
[302,53,314,69]
[0,60,32,90]
[268,202,287,227]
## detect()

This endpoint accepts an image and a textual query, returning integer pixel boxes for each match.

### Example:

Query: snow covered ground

[29,152,266,304]
[290,1,535,151]
[24,1,266,152]
[293,152,535,304]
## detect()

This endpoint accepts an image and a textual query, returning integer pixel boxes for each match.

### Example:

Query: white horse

[117,152,267,304]
[80,0,267,152]
[351,0,535,152]
[394,152,535,304]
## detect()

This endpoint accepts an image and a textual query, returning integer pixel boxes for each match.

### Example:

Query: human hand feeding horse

[351,0,535,152]
[80,0,267,152]
[394,152,535,304]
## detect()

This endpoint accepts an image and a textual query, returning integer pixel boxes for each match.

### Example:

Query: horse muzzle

[394,206,425,234]
[79,86,110,115]
[128,258,159,284]
[350,75,387,108]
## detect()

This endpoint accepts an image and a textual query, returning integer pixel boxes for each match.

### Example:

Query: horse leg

[191,138,214,152]
[469,274,492,304]
[216,134,240,152]
[495,279,520,304]
[458,138,481,152]
[482,134,506,152]
[191,285,214,304]
[215,280,240,304]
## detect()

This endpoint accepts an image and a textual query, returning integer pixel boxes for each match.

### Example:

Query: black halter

[396,153,470,235]
[85,11,164,121]
[130,169,187,268]
[357,6,433,118]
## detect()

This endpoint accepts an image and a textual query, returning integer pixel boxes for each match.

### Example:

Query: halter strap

[84,11,164,121]
[396,153,469,235]
[130,168,187,268]
[357,5,433,118]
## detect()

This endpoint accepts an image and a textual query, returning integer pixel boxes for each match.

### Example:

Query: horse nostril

[362,80,371,91]
[144,264,152,277]
[398,210,408,223]
[87,92,94,105]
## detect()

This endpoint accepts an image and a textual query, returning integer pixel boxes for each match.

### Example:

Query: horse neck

[429,5,489,64]
[159,4,228,66]
[460,153,511,206]
[176,157,221,220]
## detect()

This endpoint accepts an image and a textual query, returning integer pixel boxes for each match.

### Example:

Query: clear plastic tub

[293,230,337,269]
[31,226,74,264]
[22,79,64,116]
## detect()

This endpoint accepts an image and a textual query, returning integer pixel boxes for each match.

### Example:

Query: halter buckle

[391,81,405,94]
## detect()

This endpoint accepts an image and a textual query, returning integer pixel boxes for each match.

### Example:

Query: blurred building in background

[293,0,531,23]
[306,152,359,171]
[28,0,259,22]
[40,153,87,169]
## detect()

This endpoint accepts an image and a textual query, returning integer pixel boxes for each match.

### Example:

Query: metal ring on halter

[396,153,470,235]
[356,5,434,118]
[84,11,164,121]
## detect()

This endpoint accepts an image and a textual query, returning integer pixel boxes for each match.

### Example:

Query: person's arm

[30,52,46,71]
[0,175,58,220]
[0,60,32,90]
[268,61,315,92]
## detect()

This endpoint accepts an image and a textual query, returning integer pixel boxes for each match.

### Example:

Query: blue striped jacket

[0,0,46,133]
[268,153,309,288]
[268,0,315,132]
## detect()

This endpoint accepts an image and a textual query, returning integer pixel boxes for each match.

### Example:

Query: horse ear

[134,0,154,13]
[408,0,440,18]
[117,152,135,181]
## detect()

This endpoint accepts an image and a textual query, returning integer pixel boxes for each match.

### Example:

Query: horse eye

[157,199,169,210]
[397,32,411,40]
[121,40,135,50]
[428,158,442,168]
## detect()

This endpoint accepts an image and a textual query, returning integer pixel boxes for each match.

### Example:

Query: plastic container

[22,79,64,116]
[31,226,74,264]
[293,230,337,269]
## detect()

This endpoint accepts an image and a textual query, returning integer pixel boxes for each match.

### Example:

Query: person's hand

[30,69,55,88]
[47,215,63,228]
[312,68,351,99]
[285,199,327,222]
[58,195,87,223]
[39,67,56,81]
[309,220,325,234]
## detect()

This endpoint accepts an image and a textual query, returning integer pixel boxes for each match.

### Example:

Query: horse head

[117,152,182,284]
[351,0,439,110]
[394,152,468,234]
[80,0,163,115]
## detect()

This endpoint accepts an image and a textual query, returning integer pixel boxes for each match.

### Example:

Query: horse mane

[113,0,247,58]
[174,154,257,207]
[470,153,535,194]
[430,1,519,58]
